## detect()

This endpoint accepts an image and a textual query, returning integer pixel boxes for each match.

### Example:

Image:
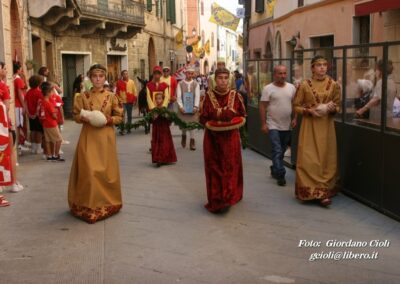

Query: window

[244,0,251,18]
[255,0,264,13]
[156,0,162,17]
[211,32,214,47]
[147,0,152,12]
[298,0,304,7]
[166,0,176,23]
[353,16,370,55]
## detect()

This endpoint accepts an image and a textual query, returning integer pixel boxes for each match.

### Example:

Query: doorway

[61,53,90,117]
[148,38,156,76]
[107,55,122,86]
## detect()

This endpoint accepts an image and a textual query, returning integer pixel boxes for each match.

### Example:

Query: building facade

[24,0,190,116]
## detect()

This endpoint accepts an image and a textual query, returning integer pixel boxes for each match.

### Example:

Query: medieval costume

[68,85,123,223]
[176,68,200,150]
[293,74,341,203]
[200,69,246,213]
[147,67,176,165]
[160,67,178,104]
[116,76,137,133]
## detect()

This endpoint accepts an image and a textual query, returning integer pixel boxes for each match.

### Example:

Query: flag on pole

[209,2,240,32]
[175,28,184,49]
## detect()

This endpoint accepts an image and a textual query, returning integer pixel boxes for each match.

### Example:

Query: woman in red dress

[199,68,246,213]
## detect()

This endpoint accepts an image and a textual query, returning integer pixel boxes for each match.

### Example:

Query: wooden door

[62,54,77,118]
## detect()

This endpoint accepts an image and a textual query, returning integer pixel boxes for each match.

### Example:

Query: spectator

[13,62,28,153]
[354,79,373,119]
[38,82,65,162]
[25,75,44,154]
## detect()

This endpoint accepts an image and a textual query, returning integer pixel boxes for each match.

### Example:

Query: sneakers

[46,155,65,162]
[277,178,286,186]
[54,156,65,162]
[46,156,55,162]
[10,183,23,193]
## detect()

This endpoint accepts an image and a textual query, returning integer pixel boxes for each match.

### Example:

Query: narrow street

[0,120,399,283]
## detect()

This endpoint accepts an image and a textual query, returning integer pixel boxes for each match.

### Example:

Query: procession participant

[25,75,44,154]
[160,66,177,108]
[68,64,123,223]
[146,66,176,166]
[13,62,28,152]
[176,67,200,150]
[208,61,236,91]
[259,65,296,186]
[293,55,341,207]
[150,92,177,167]
[38,82,64,162]
[116,70,137,134]
[199,67,246,213]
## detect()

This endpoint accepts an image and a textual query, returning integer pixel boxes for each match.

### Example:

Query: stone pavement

[0,120,399,284]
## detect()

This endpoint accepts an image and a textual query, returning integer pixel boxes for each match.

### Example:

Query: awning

[355,0,400,16]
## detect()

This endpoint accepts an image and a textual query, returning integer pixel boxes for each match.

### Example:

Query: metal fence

[245,41,400,221]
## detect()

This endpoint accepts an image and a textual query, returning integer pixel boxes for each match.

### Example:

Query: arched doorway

[203,60,209,75]
[265,42,273,59]
[275,32,282,59]
[10,0,23,63]
[148,38,156,77]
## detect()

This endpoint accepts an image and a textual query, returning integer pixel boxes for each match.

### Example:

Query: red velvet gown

[146,81,176,165]
[151,114,177,164]
[199,88,246,213]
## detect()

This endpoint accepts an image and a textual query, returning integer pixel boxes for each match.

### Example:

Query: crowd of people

[3,55,378,220]
[0,62,66,207]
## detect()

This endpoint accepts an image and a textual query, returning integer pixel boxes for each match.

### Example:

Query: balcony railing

[76,0,145,25]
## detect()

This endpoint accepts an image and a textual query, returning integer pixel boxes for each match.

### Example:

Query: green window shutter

[147,0,152,12]
[171,0,176,24]
[166,0,171,21]
[156,0,162,17]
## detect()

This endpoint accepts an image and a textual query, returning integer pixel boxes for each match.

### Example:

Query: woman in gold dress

[293,55,341,206]
[68,64,123,223]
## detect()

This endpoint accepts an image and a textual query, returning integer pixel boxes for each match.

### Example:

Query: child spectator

[39,82,65,162]
[25,75,44,154]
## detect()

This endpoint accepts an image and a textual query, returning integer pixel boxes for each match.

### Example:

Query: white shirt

[260,82,296,131]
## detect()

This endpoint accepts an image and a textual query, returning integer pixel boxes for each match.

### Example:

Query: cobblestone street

[0,120,399,283]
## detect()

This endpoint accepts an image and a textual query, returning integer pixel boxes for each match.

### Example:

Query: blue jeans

[268,130,291,179]
[124,103,133,125]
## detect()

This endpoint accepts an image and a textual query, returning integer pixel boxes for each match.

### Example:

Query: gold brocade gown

[293,76,341,200]
[68,89,123,223]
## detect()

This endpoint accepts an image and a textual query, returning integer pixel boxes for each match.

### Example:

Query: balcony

[29,0,145,39]
[77,0,145,26]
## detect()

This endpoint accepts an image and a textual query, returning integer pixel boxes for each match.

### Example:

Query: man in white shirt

[259,65,297,186]
[176,67,200,150]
